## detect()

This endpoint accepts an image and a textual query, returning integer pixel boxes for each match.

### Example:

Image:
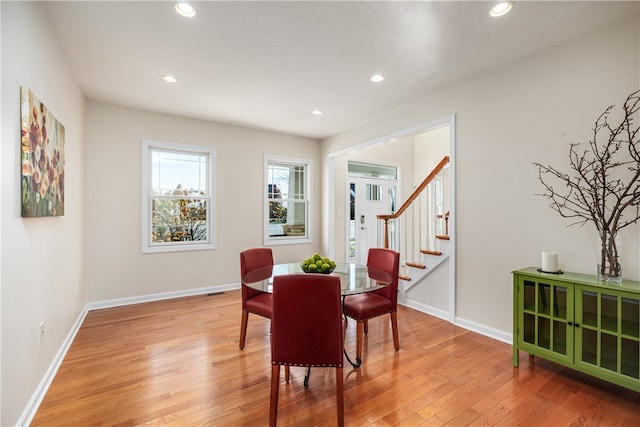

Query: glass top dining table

[242,262,393,296]
[242,262,393,369]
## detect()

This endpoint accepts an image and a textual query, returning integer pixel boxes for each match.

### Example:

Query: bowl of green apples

[300,253,336,274]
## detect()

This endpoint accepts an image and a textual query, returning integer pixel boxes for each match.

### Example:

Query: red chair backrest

[271,274,343,367]
[367,248,400,310]
[240,248,274,306]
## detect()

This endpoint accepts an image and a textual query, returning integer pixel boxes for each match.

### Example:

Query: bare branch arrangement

[534,90,640,281]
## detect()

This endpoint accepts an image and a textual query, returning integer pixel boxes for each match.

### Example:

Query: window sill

[142,242,216,254]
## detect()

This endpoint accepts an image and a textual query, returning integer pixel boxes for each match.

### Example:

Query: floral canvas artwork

[20,87,65,217]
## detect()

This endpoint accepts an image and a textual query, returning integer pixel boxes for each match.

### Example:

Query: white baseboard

[16,308,88,427]
[403,298,450,321]
[86,282,241,310]
[17,282,241,426]
[453,316,512,345]
[402,298,512,345]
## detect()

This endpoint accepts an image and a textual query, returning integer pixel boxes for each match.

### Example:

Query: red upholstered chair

[343,248,400,364]
[269,274,344,427]
[239,248,274,349]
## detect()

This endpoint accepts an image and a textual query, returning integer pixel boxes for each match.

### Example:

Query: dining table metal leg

[304,366,312,387]
[342,297,362,368]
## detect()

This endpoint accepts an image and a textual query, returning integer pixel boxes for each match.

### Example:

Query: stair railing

[378,156,450,264]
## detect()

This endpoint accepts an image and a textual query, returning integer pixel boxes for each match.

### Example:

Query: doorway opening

[327,114,456,322]
[348,164,398,265]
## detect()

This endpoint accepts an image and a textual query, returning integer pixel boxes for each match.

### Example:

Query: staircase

[377,156,450,303]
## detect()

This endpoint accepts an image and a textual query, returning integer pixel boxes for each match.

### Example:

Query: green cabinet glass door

[516,276,573,365]
[575,286,640,389]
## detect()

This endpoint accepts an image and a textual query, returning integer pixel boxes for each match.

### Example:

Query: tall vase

[597,232,622,283]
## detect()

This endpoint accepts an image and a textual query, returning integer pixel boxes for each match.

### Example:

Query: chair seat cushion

[245,293,273,318]
[343,293,392,321]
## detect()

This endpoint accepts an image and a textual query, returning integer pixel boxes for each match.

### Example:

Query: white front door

[349,177,397,265]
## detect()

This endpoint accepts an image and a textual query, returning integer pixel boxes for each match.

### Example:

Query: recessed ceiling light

[490,2,514,17]
[370,74,385,83]
[162,75,178,83]
[175,2,196,18]
[312,110,322,116]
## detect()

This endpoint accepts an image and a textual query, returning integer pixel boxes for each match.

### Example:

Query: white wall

[414,126,449,183]
[85,102,321,302]
[1,2,86,425]
[322,15,640,336]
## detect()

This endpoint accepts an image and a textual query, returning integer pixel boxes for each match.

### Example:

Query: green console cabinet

[513,267,639,392]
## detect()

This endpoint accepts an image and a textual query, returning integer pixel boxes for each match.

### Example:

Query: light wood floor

[31,290,639,426]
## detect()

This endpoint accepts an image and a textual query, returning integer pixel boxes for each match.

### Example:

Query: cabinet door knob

[568,321,573,326]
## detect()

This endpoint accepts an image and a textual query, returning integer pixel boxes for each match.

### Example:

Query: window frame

[141,139,216,253]
[264,154,312,245]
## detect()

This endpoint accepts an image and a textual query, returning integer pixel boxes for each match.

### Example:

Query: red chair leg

[285,365,290,383]
[336,366,344,427]
[391,312,400,351]
[364,319,369,335]
[269,364,280,427]
[239,309,249,349]
[356,321,364,362]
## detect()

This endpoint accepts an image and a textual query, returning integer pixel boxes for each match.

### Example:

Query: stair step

[436,235,450,241]
[421,249,442,256]
[406,261,426,269]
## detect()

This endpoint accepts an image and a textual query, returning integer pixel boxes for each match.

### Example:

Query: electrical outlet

[39,321,45,344]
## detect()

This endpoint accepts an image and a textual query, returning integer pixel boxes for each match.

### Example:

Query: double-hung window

[265,155,311,245]
[141,139,216,253]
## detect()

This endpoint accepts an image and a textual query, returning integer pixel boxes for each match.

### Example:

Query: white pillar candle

[541,252,558,272]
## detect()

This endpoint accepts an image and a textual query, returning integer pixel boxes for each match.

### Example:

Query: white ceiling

[42,1,639,139]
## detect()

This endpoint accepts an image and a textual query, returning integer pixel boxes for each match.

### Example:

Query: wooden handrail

[377,156,450,248]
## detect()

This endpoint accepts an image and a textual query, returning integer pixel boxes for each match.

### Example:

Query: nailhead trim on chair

[273,362,343,368]
[352,308,396,322]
